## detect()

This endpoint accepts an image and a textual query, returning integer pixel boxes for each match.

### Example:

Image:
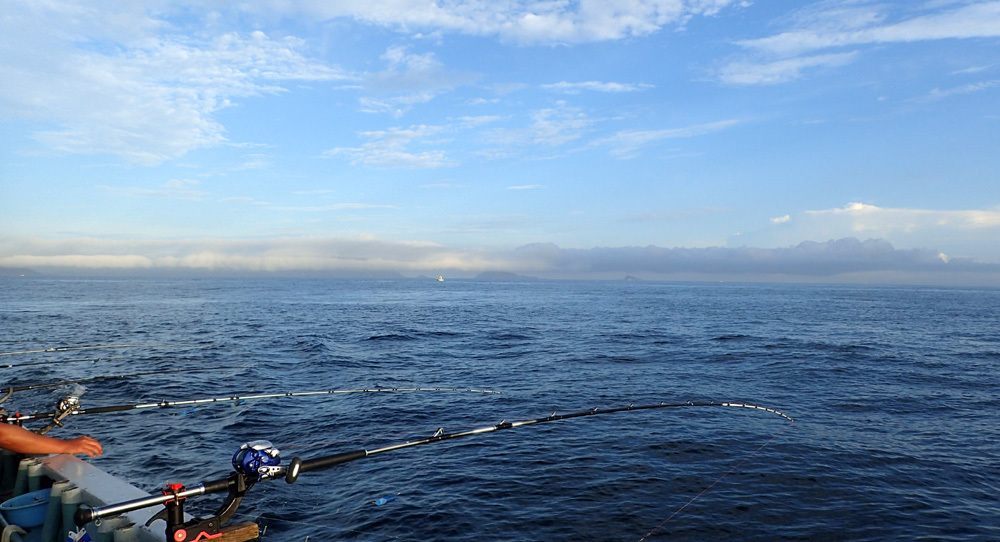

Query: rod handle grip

[74,505,95,526]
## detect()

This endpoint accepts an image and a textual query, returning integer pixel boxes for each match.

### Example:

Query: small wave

[366,333,417,341]
[292,340,331,352]
[711,334,751,341]
[590,354,644,364]
[419,330,463,339]
[485,332,534,342]
[812,341,876,352]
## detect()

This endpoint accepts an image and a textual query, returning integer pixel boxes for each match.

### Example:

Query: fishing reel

[36,396,80,435]
[232,440,281,482]
[133,441,280,542]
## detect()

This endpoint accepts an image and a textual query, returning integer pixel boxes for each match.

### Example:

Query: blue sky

[2,0,999,284]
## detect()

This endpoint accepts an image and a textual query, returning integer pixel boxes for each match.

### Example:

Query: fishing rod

[0,366,247,405]
[75,400,793,542]
[0,343,216,357]
[2,387,504,425]
[2,367,248,434]
[1,356,207,370]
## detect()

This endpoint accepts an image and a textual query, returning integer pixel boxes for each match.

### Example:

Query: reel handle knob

[285,457,302,484]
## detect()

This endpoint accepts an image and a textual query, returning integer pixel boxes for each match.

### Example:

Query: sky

[1,0,999,284]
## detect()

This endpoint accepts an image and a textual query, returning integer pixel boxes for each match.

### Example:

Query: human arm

[0,424,103,457]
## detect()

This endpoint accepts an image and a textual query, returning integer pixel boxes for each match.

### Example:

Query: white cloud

[326,125,459,168]
[805,202,1000,231]
[457,115,504,127]
[771,215,791,224]
[953,64,995,75]
[361,46,479,116]
[717,52,859,85]
[0,3,349,164]
[273,203,397,212]
[541,81,654,93]
[259,0,745,45]
[529,104,594,146]
[233,157,274,171]
[482,102,597,152]
[98,179,207,201]
[740,202,1000,261]
[590,119,741,157]
[918,79,1000,102]
[720,1,1000,85]
[738,1,1000,57]
[0,235,487,274]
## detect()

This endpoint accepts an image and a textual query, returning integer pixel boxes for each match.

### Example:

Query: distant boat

[437,276,444,282]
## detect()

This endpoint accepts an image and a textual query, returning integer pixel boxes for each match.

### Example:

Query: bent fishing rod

[0,343,216,357]
[0,366,247,405]
[1,367,246,434]
[1,355,209,370]
[75,400,793,542]
[2,386,503,425]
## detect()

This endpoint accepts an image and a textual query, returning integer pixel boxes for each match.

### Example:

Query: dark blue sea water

[1,277,998,541]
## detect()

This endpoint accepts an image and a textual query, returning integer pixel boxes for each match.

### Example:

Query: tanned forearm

[0,424,103,457]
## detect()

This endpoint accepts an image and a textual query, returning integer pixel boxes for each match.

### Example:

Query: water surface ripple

[1,278,997,541]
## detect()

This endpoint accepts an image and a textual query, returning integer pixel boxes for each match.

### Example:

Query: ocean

[1,277,998,541]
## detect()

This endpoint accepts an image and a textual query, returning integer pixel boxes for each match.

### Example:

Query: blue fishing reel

[232,440,281,482]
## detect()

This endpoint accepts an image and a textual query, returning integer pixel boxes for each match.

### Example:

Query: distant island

[474,271,538,280]
[622,275,642,281]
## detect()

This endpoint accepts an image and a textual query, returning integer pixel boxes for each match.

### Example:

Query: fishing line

[258,515,410,541]
[638,419,796,541]
[0,343,217,357]
[4,387,503,424]
[1,356,207,369]
[279,401,792,481]
[278,415,508,451]
[0,366,248,405]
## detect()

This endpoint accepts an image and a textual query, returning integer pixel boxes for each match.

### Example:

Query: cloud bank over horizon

[2,236,997,286]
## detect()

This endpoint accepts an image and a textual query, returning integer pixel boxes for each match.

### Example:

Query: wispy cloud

[223,196,270,206]
[591,119,741,158]
[360,46,479,116]
[0,3,350,164]
[273,203,397,212]
[98,179,207,201]
[717,52,859,85]
[232,156,274,171]
[916,79,1000,102]
[953,64,995,75]
[719,1,1000,85]
[738,1,1000,56]
[482,102,596,153]
[258,0,748,45]
[541,81,654,94]
[325,125,458,168]
[457,115,504,127]
[529,104,594,146]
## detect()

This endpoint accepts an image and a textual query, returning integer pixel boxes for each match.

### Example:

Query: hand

[65,436,103,458]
